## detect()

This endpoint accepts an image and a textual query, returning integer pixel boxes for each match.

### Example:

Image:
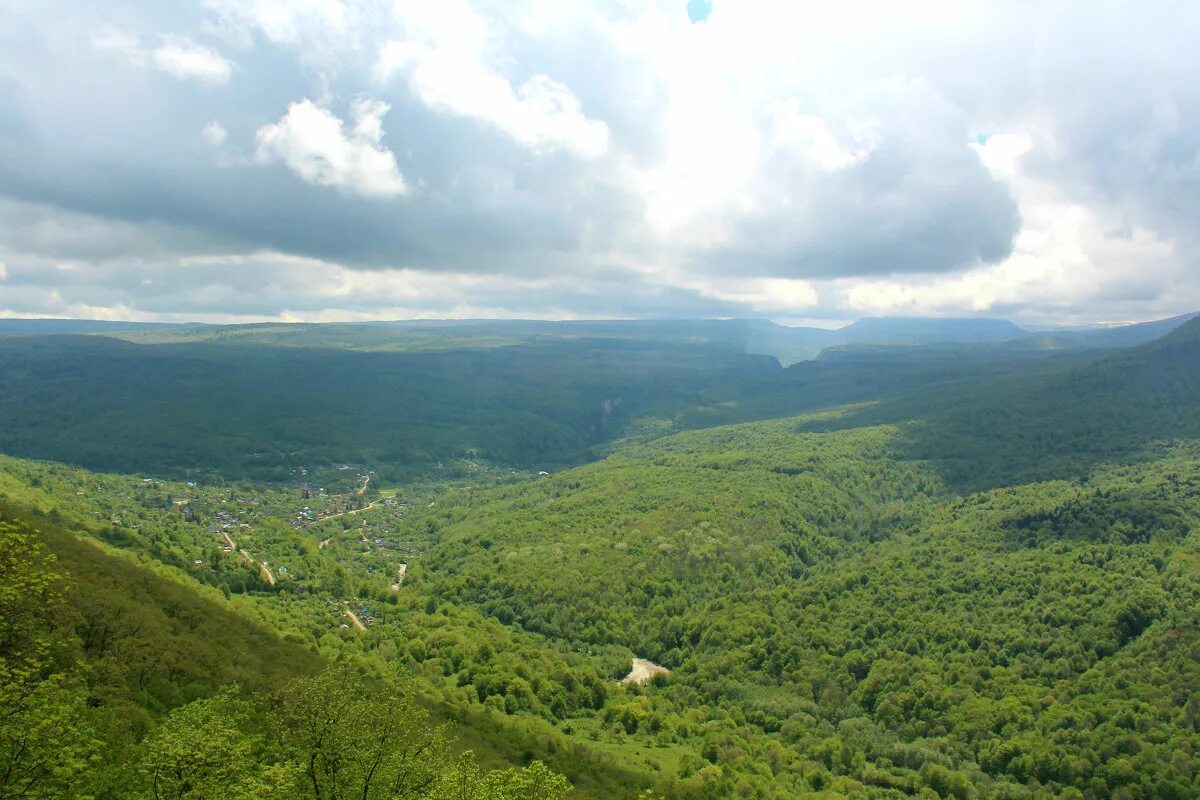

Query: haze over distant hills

[2,312,1196,365]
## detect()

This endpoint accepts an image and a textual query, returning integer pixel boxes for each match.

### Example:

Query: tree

[271,664,448,800]
[430,755,571,800]
[0,517,96,800]
[139,688,263,800]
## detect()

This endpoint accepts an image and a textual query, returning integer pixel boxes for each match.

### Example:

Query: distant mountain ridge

[834,315,1027,343]
[2,312,1196,365]
[1036,311,1200,349]
[820,313,1200,489]
[0,318,185,334]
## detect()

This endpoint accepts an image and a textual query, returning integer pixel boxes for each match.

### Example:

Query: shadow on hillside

[794,333,1200,492]
[1,502,323,703]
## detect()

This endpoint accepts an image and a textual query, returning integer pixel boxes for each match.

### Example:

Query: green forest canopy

[0,317,1198,798]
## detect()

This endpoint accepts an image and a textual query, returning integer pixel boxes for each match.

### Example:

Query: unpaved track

[344,606,366,631]
[621,658,670,685]
[391,563,407,590]
[222,530,254,565]
[220,529,275,585]
[319,499,380,522]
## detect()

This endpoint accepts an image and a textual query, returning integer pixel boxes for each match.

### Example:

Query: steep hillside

[0,505,576,800]
[0,457,680,799]
[0,503,324,795]
[1031,311,1200,349]
[829,316,1200,488]
[1,501,324,693]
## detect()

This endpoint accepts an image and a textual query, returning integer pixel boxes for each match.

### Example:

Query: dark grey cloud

[699,139,1019,278]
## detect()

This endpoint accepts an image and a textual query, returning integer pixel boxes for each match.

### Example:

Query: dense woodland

[0,334,778,484]
[1,316,1198,798]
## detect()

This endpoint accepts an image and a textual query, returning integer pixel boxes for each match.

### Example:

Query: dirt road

[220,529,273,585]
[221,530,254,565]
[620,658,670,685]
[344,606,366,631]
[318,499,380,522]
[390,563,407,590]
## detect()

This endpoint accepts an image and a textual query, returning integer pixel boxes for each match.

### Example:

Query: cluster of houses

[289,506,317,528]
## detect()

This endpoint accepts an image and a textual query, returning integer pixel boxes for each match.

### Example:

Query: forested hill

[1142,312,1200,352]
[0,503,581,799]
[817,315,1200,489]
[1,317,1199,798]
[0,334,777,481]
[834,316,1026,343]
[2,315,1194,486]
[1031,311,1200,350]
[398,341,1200,797]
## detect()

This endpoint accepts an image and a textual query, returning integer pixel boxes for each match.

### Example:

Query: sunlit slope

[0,503,323,707]
[395,327,1200,797]
[0,465,680,799]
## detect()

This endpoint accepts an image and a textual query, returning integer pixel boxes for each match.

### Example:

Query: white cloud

[201,121,228,146]
[692,277,820,311]
[202,0,347,46]
[93,27,233,85]
[255,98,409,197]
[375,2,609,159]
[151,36,233,84]
[769,102,873,172]
[91,26,144,62]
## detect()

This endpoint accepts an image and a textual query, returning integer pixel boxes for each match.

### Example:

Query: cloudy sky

[1,0,1197,325]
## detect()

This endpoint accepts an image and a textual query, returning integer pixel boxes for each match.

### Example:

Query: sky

[0,0,1198,326]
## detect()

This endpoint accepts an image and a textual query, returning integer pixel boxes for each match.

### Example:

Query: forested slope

[1,318,1197,798]
[0,504,583,799]
[2,318,1191,489]
[391,323,1200,798]
[813,316,1200,489]
[0,334,775,481]
[0,460,679,798]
